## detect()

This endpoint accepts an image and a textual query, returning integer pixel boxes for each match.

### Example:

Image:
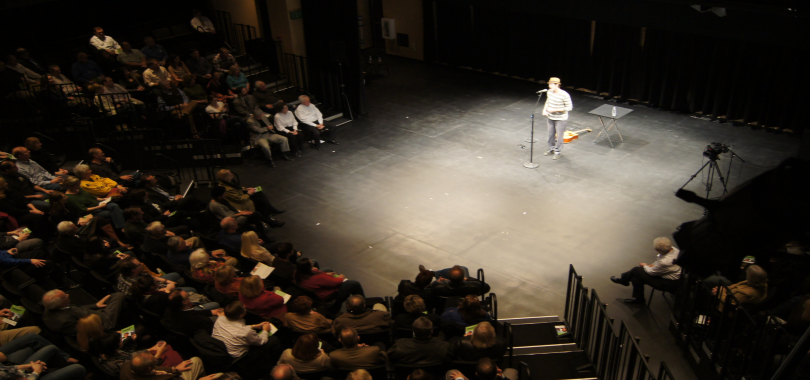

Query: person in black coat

[397,267,435,304]
[432,265,490,298]
[128,189,200,231]
[388,316,449,365]
[0,177,51,236]
[449,322,506,362]
[161,289,223,336]
[141,174,206,213]
[393,295,441,330]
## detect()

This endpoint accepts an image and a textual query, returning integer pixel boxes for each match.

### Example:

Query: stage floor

[236,57,799,379]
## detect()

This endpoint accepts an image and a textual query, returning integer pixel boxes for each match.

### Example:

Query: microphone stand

[524,92,546,169]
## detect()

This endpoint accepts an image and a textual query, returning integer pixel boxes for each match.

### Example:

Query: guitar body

[562,128,593,143]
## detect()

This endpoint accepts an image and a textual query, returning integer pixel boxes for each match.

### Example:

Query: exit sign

[289,9,302,20]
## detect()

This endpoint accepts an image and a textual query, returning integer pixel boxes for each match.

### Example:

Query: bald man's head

[346,295,366,314]
[271,364,297,380]
[339,327,359,348]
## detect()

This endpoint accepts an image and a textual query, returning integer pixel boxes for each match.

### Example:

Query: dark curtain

[427,2,809,133]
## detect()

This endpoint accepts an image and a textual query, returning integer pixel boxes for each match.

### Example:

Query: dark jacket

[449,336,507,362]
[1,172,37,197]
[29,149,58,174]
[393,312,441,330]
[387,337,449,365]
[88,161,121,182]
[333,309,392,333]
[162,308,215,336]
[432,279,490,298]
[397,280,435,304]
[330,345,387,369]
[43,305,97,335]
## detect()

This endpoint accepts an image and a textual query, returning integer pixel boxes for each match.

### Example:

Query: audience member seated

[182,75,208,110]
[115,256,191,296]
[205,71,233,100]
[0,60,29,99]
[0,333,85,380]
[129,189,200,231]
[475,357,518,380]
[269,243,299,281]
[12,146,66,191]
[0,177,51,235]
[295,258,364,312]
[38,74,79,112]
[168,55,191,85]
[209,186,281,235]
[92,332,185,376]
[145,221,191,256]
[131,275,174,316]
[239,275,288,319]
[156,79,191,113]
[284,296,332,333]
[432,265,490,298]
[71,52,103,86]
[294,95,338,149]
[442,295,492,327]
[448,322,505,361]
[46,65,80,95]
[241,230,273,264]
[397,267,435,304]
[120,351,205,380]
[205,94,244,142]
[54,209,126,253]
[88,147,140,187]
[387,316,449,365]
[713,265,769,311]
[253,81,283,114]
[15,48,45,75]
[0,298,48,341]
[215,169,286,220]
[226,65,248,92]
[191,9,216,33]
[143,59,171,88]
[73,164,127,198]
[76,314,122,352]
[274,104,304,157]
[117,42,147,72]
[1,227,43,254]
[42,289,124,334]
[610,237,682,304]
[215,265,244,297]
[0,235,52,283]
[102,75,144,106]
[333,295,392,333]
[118,67,147,98]
[191,249,230,283]
[165,236,205,268]
[163,289,223,336]
[24,137,62,175]
[186,49,212,79]
[142,174,205,212]
[141,37,168,66]
[63,176,126,233]
[218,217,245,252]
[330,327,387,369]
[394,295,441,329]
[3,54,40,85]
[248,110,295,167]
[213,301,281,376]
[278,332,334,372]
[90,27,121,57]
[90,83,135,130]
[213,48,236,74]
[1,160,51,209]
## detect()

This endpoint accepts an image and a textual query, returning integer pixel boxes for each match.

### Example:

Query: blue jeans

[0,334,71,366]
[433,266,470,280]
[42,183,62,191]
[92,202,125,228]
[192,302,220,311]
[119,171,141,187]
[161,272,182,282]
[12,345,85,380]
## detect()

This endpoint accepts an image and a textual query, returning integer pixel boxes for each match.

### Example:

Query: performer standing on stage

[542,77,573,160]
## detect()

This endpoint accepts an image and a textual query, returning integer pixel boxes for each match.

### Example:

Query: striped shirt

[543,89,573,121]
[644,247,682,280]
[212,316,269,359]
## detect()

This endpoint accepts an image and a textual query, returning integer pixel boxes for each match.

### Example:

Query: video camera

[703,142,730,161]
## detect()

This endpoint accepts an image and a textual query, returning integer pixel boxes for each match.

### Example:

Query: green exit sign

[289,9,303,20]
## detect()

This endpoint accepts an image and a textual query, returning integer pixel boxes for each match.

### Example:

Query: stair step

[510,321,572,348]
[500,316,561,325]
[513,343,579,355]
[514,351,596,380]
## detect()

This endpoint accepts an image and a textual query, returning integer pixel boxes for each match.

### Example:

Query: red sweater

[240,290,287,319]
[298,270,344,300]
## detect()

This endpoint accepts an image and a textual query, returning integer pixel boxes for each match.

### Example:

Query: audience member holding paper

[283,296,333,333]
[448,322,506,362]
[212,301,281,379]
[241,231,274,264]
[238,275,288,319]
[295,258,365,313]
[215,265,245,297]
[127,189,201,231]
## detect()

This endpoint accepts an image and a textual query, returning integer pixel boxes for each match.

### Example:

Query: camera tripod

[679,158,729,200]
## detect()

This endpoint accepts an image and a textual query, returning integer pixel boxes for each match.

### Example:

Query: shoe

[610,276,629,286]
[623,298,646,304]
[553,153,561,160]
[269,218,285,228]
[266,160,277,168]
[59,280,81,290]
[313,145,320,150]
[282,153,295,161]
[543,150,554,156]
[327,140,339,145]
[295,151,302,157]
[272,209,286,216]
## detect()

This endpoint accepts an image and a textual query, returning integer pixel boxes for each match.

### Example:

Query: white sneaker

[553,153,562,160]
[543,150,554,156]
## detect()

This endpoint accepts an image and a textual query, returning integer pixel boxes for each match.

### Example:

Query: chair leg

[647,288,655,307]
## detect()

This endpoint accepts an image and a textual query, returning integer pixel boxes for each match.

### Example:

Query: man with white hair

[294,95,338,149]
[611,237,682,304]
[41,289,124,334]
[246,110,294,167]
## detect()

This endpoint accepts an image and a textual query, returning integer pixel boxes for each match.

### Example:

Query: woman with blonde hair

[226,65,248,91]
[73,164,127,197]
[239,275,287,319]
[190,248,228,283]
[76,314,106,351]
[449,321,506,361]
[240,231,272,264]
[215,265,245,297]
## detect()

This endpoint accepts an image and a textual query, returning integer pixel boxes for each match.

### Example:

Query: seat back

[394,363,446,380]
[357,328,392,347]
[182,269,210,291]
[450,360,479,379]
[297,368,335,380]
[91,355,120,379]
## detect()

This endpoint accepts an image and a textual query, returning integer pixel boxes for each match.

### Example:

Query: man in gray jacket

[246,111,294,167]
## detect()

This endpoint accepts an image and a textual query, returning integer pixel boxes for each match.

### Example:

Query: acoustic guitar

[562,128,593,143]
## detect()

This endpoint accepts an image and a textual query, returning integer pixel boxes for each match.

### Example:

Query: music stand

[588,105,633,148]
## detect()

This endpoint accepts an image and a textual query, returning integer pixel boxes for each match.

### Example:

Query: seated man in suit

[333,295,392,333]
[162,289,223,336]
[330,327,387,369]
[41,289,124,334]
[141,174,206,212]
[387,317,449,366]
[431,265,490,298]
[120,350,206,380]
[247,110,294,167]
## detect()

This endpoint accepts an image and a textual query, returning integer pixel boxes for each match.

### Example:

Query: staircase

[501,316,597,380]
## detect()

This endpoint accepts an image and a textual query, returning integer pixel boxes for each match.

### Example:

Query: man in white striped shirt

[212,301,280,373]
[611,237,682,304]
[541,77,573,160]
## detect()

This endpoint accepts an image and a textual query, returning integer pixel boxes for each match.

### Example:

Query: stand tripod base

[524,137,539,143]
[523,162,539,169]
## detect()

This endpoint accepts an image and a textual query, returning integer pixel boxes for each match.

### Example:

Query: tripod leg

[679,160,714,190]
[713,161,729,195]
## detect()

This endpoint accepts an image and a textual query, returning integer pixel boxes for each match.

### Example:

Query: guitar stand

[592,116,624,148]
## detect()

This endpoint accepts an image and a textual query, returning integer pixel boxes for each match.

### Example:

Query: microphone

[537,89,548,93]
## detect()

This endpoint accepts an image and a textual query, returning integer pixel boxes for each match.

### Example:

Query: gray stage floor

[235,57,800,380]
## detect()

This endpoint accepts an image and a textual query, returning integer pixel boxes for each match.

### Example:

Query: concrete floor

[234,57,800,380]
